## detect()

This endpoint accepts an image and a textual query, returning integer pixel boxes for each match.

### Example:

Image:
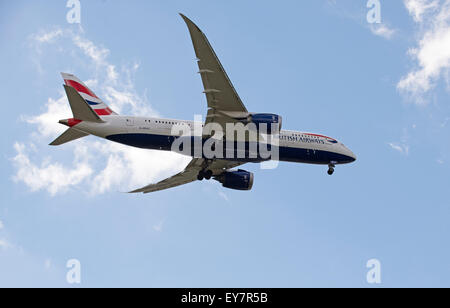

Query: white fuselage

[69,115,357,165]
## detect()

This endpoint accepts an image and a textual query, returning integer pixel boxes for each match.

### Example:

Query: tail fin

[51,72,116,146]
[61,73,117,116]
[50,86,98,146]
[63,85,103,122]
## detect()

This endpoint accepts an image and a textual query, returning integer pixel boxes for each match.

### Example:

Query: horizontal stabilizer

[49,128,89,146]
[64,85,103,123]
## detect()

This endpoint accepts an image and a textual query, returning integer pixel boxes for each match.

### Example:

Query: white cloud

[72,35,109,65]
[0,239,11,251]
[22,93,71,138]
[31,29,63,43]
[153,220,164,232]
[0,220,4,230]
[102,85,154,116]
[370,24,397,39]
[398,0,450,103]
[90,142,188,194]
[388,142,410,155]
[404,0,439,22]
[72,34,119,84]
[12,28,190,196]
[217,190,229,202]
[325,0,397,40]
[12,143,93,196]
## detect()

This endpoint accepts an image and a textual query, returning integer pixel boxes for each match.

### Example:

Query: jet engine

[248,113,282,134]
[215,169,254,191]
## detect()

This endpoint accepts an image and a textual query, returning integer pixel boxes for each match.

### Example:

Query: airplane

[50,14,356,194]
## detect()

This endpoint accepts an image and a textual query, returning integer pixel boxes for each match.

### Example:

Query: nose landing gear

[327,164,335,176]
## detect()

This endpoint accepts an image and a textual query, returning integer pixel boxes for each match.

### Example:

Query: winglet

[179,13,189,23]
[179,13,203,34]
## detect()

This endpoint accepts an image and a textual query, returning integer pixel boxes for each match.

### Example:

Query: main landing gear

[197,170,213,181]
[327,164,335,176]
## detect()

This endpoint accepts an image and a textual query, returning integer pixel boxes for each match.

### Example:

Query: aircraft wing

[180,14,249,132]
[129,158,244,194]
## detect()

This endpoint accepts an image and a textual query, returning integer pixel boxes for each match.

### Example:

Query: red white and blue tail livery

[61,73,116,116]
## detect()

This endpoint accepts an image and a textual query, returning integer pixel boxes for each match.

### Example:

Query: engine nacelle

[216,169,254,191]
[248,113,282,134]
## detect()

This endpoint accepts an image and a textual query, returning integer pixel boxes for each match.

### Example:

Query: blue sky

[1,0,450,287]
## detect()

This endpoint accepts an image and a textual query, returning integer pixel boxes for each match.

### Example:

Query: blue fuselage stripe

[105,133,354,164]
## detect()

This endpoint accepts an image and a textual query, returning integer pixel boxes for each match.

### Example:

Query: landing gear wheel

[197,172,204,181]
[327,164,335,176]
[204,170,213,180]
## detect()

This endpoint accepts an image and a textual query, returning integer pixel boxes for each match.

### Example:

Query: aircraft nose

[349,150,357,162]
